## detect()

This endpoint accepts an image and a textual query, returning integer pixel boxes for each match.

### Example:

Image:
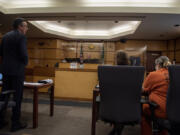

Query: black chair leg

[109,124,124,135]
[116,125,124,135]
[108,128,116,135]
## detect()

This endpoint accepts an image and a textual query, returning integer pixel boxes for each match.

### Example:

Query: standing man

[0,18,28,132]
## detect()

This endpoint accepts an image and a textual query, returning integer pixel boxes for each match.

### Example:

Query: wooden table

[92,88,100,135]
[0,81,54,129]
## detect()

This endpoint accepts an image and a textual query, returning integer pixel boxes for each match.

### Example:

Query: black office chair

[0,90,16,110]
[147,65,180,135]
[166,65,180,135]
[0,90,16,129]
[93,65,145,135]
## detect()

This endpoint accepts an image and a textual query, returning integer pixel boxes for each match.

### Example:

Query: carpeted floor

[0,92,140,135]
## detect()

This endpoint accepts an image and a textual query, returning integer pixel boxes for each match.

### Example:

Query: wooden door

[146,51,162,72]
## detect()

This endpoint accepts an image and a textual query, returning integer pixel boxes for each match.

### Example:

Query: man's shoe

[10,122,27,132]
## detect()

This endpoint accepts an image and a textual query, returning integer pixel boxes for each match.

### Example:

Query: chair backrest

[98,65,145,123]
[167,65,180,122]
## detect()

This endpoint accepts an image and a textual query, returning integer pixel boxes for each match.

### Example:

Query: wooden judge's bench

[55,63,98,100]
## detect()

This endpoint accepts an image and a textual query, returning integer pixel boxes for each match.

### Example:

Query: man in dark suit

[0,18,28,132]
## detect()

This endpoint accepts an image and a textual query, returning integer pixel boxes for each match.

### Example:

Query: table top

[0,81,53,89]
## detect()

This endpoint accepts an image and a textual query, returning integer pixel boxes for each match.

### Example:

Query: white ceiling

[0,0,180,14]
[0,1,180,40]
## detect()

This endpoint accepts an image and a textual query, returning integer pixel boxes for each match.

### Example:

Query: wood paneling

[26,38,180,68]
[33,67,55,77]
[27,39,59,49]
[115,40,167,66]
[77,42,103,52]
[166,39,180,63]
[176,39,180,50]
[55,70,98,100]
[105,52,115,62]
[27,39,65,67]
[116,40,167,51]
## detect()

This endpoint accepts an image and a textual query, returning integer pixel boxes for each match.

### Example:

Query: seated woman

[141,56,171,135]
[116,50,129,65]
[96,50,129,90]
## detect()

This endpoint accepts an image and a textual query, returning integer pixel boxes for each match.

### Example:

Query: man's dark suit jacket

[0,30,28,76]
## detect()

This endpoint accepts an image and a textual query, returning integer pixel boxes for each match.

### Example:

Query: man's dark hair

[13,18,26,29]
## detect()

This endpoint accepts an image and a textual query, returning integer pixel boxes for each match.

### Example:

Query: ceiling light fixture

[30,20,141,39]
[85,0,176,3]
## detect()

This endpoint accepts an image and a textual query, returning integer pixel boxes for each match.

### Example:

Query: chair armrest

[149,101,159,109]
[148,101,159,120]
[140,97,159,118]
[142,91,149,97]
[140,98,149,104]
[141,99,159,110]
[7,101,16,107]
[1,90,15,95]
[93,89,100,96]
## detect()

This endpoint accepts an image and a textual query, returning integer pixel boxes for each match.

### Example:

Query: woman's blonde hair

[155,56,171,69]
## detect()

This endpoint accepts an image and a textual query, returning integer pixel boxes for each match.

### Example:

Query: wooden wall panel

[77,42,103,52]
[27,39,65,68]
[166,40,175,62]
[105,42,115,52]
[166,38,180,63]
[28,59,42,67]
[146,41,167,51]
[116,40,167,51]
[27,38,180,68]
[28,49,64,59]
[43,49,64,59]
[25,76,33,82]
[28,49,44,59]
[27,39,58,49]
[105,52,115,62]
[176,39,180,63]
[115,40,167,66]
[104,61,114,65]
[43,59,60,67]
[176,39,180,50]
[77,52,101,59]
[57,40,67,49]
[64,50,76,58]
